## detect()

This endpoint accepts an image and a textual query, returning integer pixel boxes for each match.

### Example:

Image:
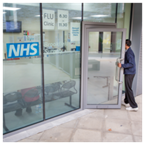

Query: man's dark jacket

[121,47,136,74]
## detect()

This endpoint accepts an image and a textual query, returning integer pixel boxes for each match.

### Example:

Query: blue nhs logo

[6,42,39,58]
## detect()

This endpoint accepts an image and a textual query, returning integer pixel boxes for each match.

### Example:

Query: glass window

[87,31,123,105]
[117,3,131,92]
[42,3,81,119]
[3,3,43,134]
[117,3,131,39]
[83,3,116,23]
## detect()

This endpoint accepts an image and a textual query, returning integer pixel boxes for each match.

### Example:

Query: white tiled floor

[3,59,71,93]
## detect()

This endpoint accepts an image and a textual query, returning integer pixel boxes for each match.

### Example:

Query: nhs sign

[6,42,39,58]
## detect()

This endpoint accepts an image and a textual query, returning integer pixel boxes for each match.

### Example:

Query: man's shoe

[26,107,32,113]
[15,109,22,116]
[126,107,138,111]
[122,102,130,107]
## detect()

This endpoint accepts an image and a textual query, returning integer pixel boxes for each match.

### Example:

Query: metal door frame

[81,22,117,110]
[81,21,126,109]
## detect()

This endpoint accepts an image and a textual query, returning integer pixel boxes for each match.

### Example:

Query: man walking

[118,39,138,111]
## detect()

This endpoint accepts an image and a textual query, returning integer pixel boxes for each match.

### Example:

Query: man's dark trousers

[124,74,138,108]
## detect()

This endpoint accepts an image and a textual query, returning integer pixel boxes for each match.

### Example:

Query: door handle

[117,58,124,61]
[115,58,124,66]
[116,80,123,84]
[115,57,124,83]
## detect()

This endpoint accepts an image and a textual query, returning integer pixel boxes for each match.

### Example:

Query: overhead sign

[43,9,55,30]
[58,10,68,30]
[6,42,39,58]
[70,22,80,41]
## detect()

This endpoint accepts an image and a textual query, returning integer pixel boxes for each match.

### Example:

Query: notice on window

[43,9,55,30]
[58,10,68,30]
[27,36,35,41]
[24,36,27,42]
[70,22,80,41]
[17,36,23,42]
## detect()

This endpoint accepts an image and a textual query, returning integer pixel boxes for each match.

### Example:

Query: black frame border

[40,3,45,121]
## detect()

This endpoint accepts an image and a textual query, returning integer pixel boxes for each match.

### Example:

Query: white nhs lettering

[8,44,20,57]
[30,44,38,55]
[20,44,30,56]
[8,43,38,57]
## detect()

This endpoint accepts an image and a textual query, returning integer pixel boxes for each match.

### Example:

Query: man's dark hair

[126,39,131,47]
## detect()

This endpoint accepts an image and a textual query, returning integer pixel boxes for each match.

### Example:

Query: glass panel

[117,3,131,39]
[84,3,116,23]
[117,3,131,92]
[3,3,43,134]
[42,3,81,119]
[87,31,122,105]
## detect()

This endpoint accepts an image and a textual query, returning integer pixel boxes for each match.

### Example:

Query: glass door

[84,28,126,109]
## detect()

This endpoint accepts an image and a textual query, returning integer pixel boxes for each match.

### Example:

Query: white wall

[3,16,81,59]
[131,3,142,96]
[88,32,111,53]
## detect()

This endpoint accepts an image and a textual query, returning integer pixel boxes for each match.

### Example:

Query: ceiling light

[3,7,21,11]
[71,17,81,19]
[71,17,87,20]
[90,15,110,17]
[35,15,43,17]
[8,2,17,4]
[35,15,40,17]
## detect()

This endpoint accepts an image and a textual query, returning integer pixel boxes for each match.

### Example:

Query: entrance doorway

[81,22,126,109]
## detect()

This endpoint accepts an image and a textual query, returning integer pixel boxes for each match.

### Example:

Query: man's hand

[117,63,122,68]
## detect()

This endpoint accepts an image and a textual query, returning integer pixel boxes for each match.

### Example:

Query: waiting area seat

[3,92,25,132]
[3,80,78,132]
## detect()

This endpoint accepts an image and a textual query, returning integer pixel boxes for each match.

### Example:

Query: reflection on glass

[87,31,122,105]
[3,3,43,134]
[42,3,81,119]
[117,3,131,92]
[84,3,116,23]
